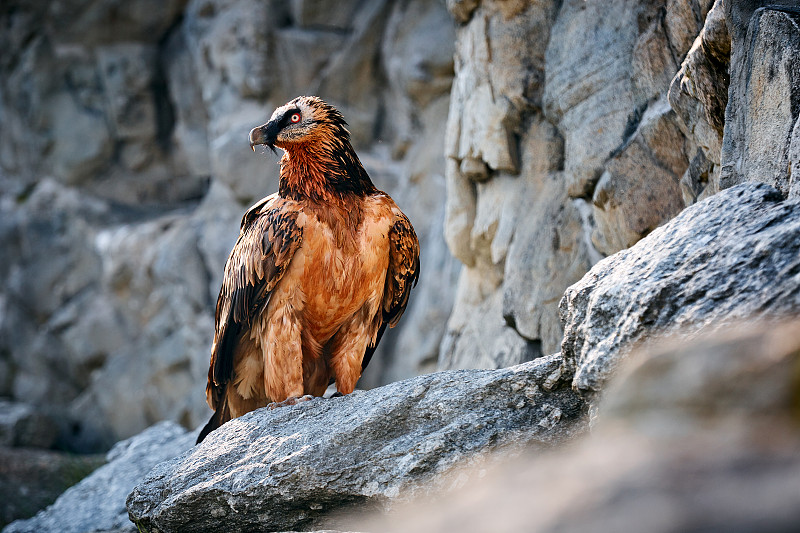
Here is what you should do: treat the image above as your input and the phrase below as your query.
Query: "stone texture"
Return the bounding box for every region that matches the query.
[5,421,195,533]
[560,182,800,393]
[441,0,574,370]
[543,0,640,198]
[126,355,586,533]
[668,0,729,185]
[440,0,713,372]
[590,97,688,255]
[0,400,57,449]
[720,5,800,196]
[375,321,800,533]
[0,180,107,415]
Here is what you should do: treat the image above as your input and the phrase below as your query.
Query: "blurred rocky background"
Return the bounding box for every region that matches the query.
[3,0,800,530]
[0,0,459,456]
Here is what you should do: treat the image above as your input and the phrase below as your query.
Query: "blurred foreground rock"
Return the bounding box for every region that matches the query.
[561,182,800,394]
[126,356,584,533]
[376,321,800,533]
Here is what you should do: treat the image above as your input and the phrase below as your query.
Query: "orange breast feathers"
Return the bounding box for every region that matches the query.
[198,192,419,443]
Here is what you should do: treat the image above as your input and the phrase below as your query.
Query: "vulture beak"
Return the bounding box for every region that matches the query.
[248,120,280,153]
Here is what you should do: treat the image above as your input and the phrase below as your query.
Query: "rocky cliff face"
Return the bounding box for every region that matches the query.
[4,0,800,530]
[440,0,800,369]
[0,0,459,451]
[440,0,713,369]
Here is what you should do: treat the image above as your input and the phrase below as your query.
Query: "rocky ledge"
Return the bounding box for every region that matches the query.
[126,354,584,532]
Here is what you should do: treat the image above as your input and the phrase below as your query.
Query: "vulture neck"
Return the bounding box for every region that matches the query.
[278,139,377,206]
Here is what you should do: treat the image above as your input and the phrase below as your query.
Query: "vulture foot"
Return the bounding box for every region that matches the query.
[267,394,314,410]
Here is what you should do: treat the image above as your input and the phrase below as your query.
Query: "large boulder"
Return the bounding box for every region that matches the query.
[560,182,800,393]
[375,320,800,533]
[126,355,585,533]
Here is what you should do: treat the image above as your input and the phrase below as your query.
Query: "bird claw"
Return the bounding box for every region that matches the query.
[267,394,314,410]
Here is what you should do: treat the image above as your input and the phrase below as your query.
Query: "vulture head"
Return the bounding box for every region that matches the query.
[249,96,349,153]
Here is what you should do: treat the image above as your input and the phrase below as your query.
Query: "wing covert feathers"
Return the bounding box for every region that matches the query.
[206,194,303,410]
[383,211,420,328]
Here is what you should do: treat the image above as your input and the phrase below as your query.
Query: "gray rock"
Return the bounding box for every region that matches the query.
[181,0,274,103]
[162,27,211,180]
[381,0,455,153]
[44,92,114,186]
[375,321,800,533]
[679,148,715,205]
[45,0,186,46]
[720,6,800,196]
[0,400,56,449]
[441,0,585,371]
[4,421,195,533]
[663,0,714,63]
[543,0,638,198]
[561,182,800,393]
[97,44,158,141]
[126,355,586,533]
[312,0,392,148]
[668,0,729,168]
[69,210,216,446]
[590,97,688,255]
[446,0,557,184]
[0,180,108,419]
[499,121,592,355]
[290,0,362,31]
[440,0,711,372]
[440,285,541,370]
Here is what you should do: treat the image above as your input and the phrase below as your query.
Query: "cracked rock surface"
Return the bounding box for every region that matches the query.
[126,355,585,533]
[561,182,800,393]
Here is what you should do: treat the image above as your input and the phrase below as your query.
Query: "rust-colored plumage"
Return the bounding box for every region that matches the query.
[197,96,420,443]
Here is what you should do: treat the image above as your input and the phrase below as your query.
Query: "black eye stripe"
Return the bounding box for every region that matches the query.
[281,108,302,127]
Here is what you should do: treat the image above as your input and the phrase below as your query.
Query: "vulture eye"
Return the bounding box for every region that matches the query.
[290,113,301,124]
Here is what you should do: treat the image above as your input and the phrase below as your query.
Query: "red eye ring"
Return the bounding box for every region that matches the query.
[290,113,301,124]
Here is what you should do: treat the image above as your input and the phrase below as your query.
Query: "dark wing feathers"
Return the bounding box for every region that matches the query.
[206,195,303,409]
[362,210,419,372]
[383,211,420,327]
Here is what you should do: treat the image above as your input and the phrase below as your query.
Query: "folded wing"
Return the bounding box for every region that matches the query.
[362,209,420,371]
[199,194,303,443]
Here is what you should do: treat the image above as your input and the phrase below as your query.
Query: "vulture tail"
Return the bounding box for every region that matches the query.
[196,388,230,444]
